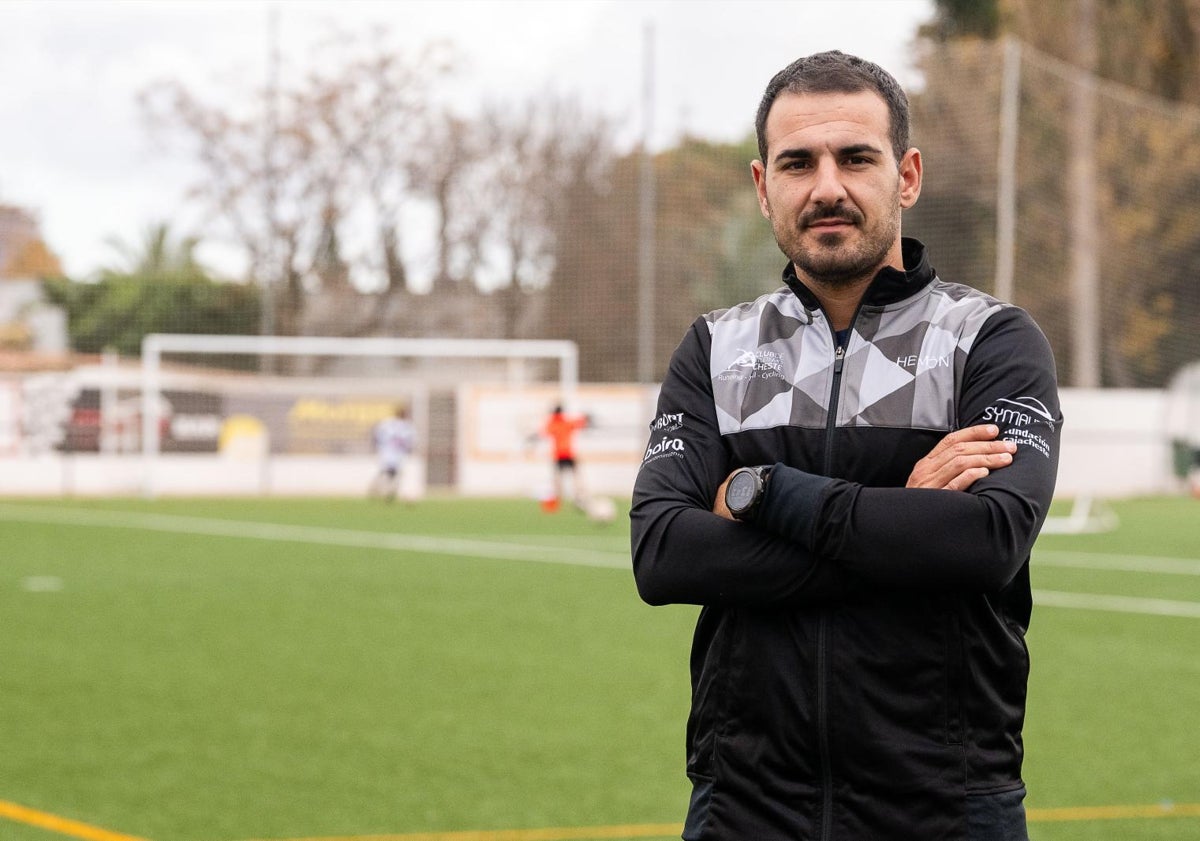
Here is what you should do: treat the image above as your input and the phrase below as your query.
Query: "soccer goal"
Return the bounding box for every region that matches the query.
[138,334,579,498]
[1038,495,1119,535]
[1166,360,1200,494]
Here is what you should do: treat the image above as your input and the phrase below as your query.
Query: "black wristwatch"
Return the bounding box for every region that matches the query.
[725,465,772,521]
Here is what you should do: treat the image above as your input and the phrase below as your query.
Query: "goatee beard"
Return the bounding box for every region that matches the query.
[785,203,899,290]
[793,242,885,289]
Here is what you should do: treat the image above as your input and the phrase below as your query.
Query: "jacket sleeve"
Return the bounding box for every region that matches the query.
[756,306,1063,591]
[630,317,855,607]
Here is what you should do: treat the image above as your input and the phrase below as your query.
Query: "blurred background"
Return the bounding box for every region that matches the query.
[2,4,1199,840]
[1,0,1199,501]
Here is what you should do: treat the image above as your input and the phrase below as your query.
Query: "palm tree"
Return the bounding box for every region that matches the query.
[102,223,209,281]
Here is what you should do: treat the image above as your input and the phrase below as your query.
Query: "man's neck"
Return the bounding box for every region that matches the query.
[797,275,872,332]
[794,242,909,331]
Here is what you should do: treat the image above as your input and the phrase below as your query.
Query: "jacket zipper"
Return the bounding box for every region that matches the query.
[817,616,834,841]
[818,333,846,841]
[822,344,846,475]
[818,309,859,841]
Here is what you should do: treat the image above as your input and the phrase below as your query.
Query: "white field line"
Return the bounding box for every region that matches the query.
[0,503,630,570]
[1032,548,1200,617]
[1035,549,1200,576]
[1032,589,1200,618]
[3,503,1199,618]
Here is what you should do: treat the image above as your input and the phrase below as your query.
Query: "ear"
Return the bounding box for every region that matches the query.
[898,147,922,209]
[750,159,771,219]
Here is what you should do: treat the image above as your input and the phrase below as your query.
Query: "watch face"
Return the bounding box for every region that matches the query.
[726,470,758,512]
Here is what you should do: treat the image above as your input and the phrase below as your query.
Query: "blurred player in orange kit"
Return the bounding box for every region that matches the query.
[540,404,590,512]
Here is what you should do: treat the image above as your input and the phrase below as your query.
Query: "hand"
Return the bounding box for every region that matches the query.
[907,424,1016,491]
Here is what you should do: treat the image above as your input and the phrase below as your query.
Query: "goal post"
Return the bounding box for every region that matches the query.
[1038,495,1119,535]
[139,334,579,498]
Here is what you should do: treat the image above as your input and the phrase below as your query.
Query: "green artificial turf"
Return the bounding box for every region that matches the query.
[0,495,1197,841]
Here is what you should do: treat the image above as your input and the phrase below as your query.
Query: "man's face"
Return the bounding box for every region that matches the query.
[751,90,921,289]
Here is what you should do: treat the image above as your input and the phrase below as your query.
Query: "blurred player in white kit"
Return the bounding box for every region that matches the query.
[370,404,416,502]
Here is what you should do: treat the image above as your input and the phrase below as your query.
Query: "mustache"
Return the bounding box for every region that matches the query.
[801,206,863,227]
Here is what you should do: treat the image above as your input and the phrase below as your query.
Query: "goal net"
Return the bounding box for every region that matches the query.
[138,334,578,498]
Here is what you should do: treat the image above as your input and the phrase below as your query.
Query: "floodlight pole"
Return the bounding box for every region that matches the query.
[636,21,657,383]
[994,37,1021,304]
[260,5,281,374]
[1068,0,1102,387]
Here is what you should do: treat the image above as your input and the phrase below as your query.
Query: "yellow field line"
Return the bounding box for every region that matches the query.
[1029,801,1200,821]
[238,824,682,841]
[5,801,1199,841]
[0,800,152,841]
[242,803,1200,841]
[242,801,1200,841]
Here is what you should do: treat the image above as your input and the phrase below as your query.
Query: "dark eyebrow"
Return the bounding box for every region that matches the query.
[839,143,884,158]
[774,148,814,165]
[773,143,884,165]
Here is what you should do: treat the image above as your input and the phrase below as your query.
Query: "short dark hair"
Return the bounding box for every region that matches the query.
[754,50,911,166]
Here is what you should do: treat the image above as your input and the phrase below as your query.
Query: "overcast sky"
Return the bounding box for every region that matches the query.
[0,0,934,278]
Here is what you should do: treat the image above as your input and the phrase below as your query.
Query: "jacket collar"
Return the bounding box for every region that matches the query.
[781,237,935,310]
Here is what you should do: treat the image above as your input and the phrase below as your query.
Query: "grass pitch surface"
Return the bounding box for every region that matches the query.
[0,494,1197,841]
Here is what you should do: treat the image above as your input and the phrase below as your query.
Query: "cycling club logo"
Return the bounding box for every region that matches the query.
[718,347,784,381]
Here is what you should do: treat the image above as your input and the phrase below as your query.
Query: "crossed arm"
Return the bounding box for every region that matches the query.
[712,424,1017,519]
[632,308,1061,607]
[635,423,1038,607]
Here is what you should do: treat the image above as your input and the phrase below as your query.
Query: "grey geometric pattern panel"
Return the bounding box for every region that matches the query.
[709,281,1004,435]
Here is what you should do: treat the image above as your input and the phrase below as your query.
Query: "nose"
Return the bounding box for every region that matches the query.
[810,157,848,206]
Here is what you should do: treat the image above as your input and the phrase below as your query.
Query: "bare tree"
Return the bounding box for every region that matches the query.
[407,110,483,290]
[139,27,456,337]
[474,94,615,337]
[139,25,624,347]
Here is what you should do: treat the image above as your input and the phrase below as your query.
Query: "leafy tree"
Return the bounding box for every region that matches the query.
[915,0,1200,386]
[43,224,261,356]
[921,0,1001,40]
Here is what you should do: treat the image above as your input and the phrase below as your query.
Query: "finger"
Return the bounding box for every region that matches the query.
[922,424,1000,462]
[908,428,1016,490]
[942,440,1016,462]
[937,450,1014,485]
[949,449,1014,471]
[924,437,1015,472]
[911,449,1013,490]
[944,466,990,492]
[944,424,1001,445]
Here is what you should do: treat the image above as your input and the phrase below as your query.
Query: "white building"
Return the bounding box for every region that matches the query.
[0,277,67,353]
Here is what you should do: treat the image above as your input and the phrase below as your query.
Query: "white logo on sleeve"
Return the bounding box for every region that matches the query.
[643,436,686,464]
[983,395,1056,458]
[651,412,684,432]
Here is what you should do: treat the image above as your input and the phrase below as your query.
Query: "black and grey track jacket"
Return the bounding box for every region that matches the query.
[630,238,1062,840]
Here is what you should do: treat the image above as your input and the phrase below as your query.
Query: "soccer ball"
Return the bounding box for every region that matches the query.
[584,496,617,524]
